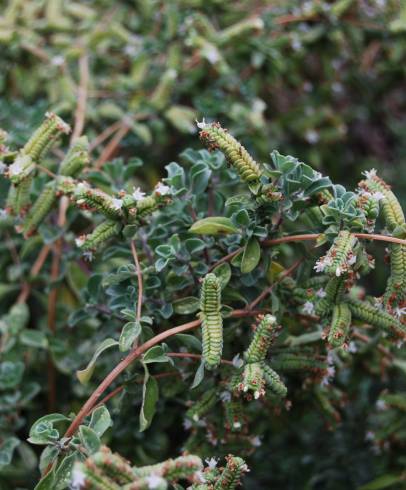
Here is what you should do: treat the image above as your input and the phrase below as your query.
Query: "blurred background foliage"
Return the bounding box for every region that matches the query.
[1,0,406,489]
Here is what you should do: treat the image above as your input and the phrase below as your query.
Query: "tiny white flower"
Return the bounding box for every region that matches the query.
[205,457,218,469]
[8,159,24,177]
[335,266,342,277]
[204,45,221,64]
[154,182,171,196]
[83,250,94,262]
[75,236,85,247]
[132,187,146,200]
[71,467,86,489]
[291,37,302,51]
[0,208,8,218]
[331,82,343,94]
[146,474,165,489]
[183,418,192,430]
[51,55,65,66]
[316,288,327,298]
[327,366,335,378]
[250,436,262,447]
[365,431,375,441]
[372,191,385,201]
[195,470,206,483]
[254,390,261,400]
[348,341,358,353]
[376,399,387,411]
[76,182,88,194]
[302,301,315,315]
[241,463,250,473]
[220,391,231,403]
[314,259,326,273]
[305,129,319,144]
[196,118,207,129]
[362,168,377,179]
[111,198,123,210]
[232,353,244,368]
[0,162,6,174]
[394,307,406,319]
[347,254,357,266]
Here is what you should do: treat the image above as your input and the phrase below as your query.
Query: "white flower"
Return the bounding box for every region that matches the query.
[51,55,65,66]
[204,44,221,64]
[327,366,335,378]
[76,182,88,194]
[71,467,86,489]
[0,162,6,174]
[75,236,85,247]
[111,198,123,210]
[362,168,377,179]
[154,182,172,196]
[394,307,406,319]
[220,391,231,403]
[205,457,218,469]
[132,187,146,200]
[232,353,244,368]
[347,254,357,266]
[195,470,206,483]
[335,266,342,277]
[316,288,327,298]
[314,259,326,273]
[305,129,319,144]
[365,431,375,442]
[8,159,24,177]
[302,301,315,315]
[0,208,8,218]
[376,399,387,411]
[196,118,207,129]
[372,191,385,201]
[82,250,94,262]
[291,37,302,51]
[348,341,358,353]
[250,436,262,447]
[183,418,192,430]
[146,475,165,489]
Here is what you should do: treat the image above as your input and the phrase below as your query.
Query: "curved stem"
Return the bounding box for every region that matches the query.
[130,240,143,322]
[263,233,406,247]
[63,308,257,439]
[168,352,234,366]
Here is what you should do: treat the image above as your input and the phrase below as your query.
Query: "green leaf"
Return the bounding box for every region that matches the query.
[191,361,205,389]
[89,405,112,437]
[53,451,79,490]
[213,262,232,289]
[28,414,69,445]
[119,321,142,352]
[20,329,48,349]
[143,345,172,364]
[174,334,202,352]
[358,474,403,490]
[185,238,206,254]
[189,217,239,236]
[0,361,24,389]
[139,365,159,432]
[173,296,200,315]
[39,445,60,474]
[79,426,101,454]
[241,237,261,274]
[0,437,20,467]
[34,469,56,490]
[76,338,119,385]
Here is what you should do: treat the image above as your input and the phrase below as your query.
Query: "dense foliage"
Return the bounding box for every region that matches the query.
[0,1,406,489]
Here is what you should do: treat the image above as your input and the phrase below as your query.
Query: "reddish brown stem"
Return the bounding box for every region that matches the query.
[63,309,259,439]
[247,258,303,311]
[71,53,89,143]
[17,244,52,304]
[95,122,130,169]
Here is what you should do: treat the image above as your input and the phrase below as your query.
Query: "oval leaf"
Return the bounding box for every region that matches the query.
[189,217,239,236]
[241,237,261,274]
[76,338,119,385]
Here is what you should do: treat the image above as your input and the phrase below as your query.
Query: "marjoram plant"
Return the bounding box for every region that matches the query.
[0,112,405,489]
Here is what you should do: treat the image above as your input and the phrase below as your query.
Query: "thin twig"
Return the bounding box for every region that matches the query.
[263,233,406,247]
[62,308,261,441]
[208,248,242,271]
[130,240,143,322]
[247,258,303,311]
[89,121,122,151]
[17,245,52,304]
[71,53,89,143]
[95,122,130,169]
